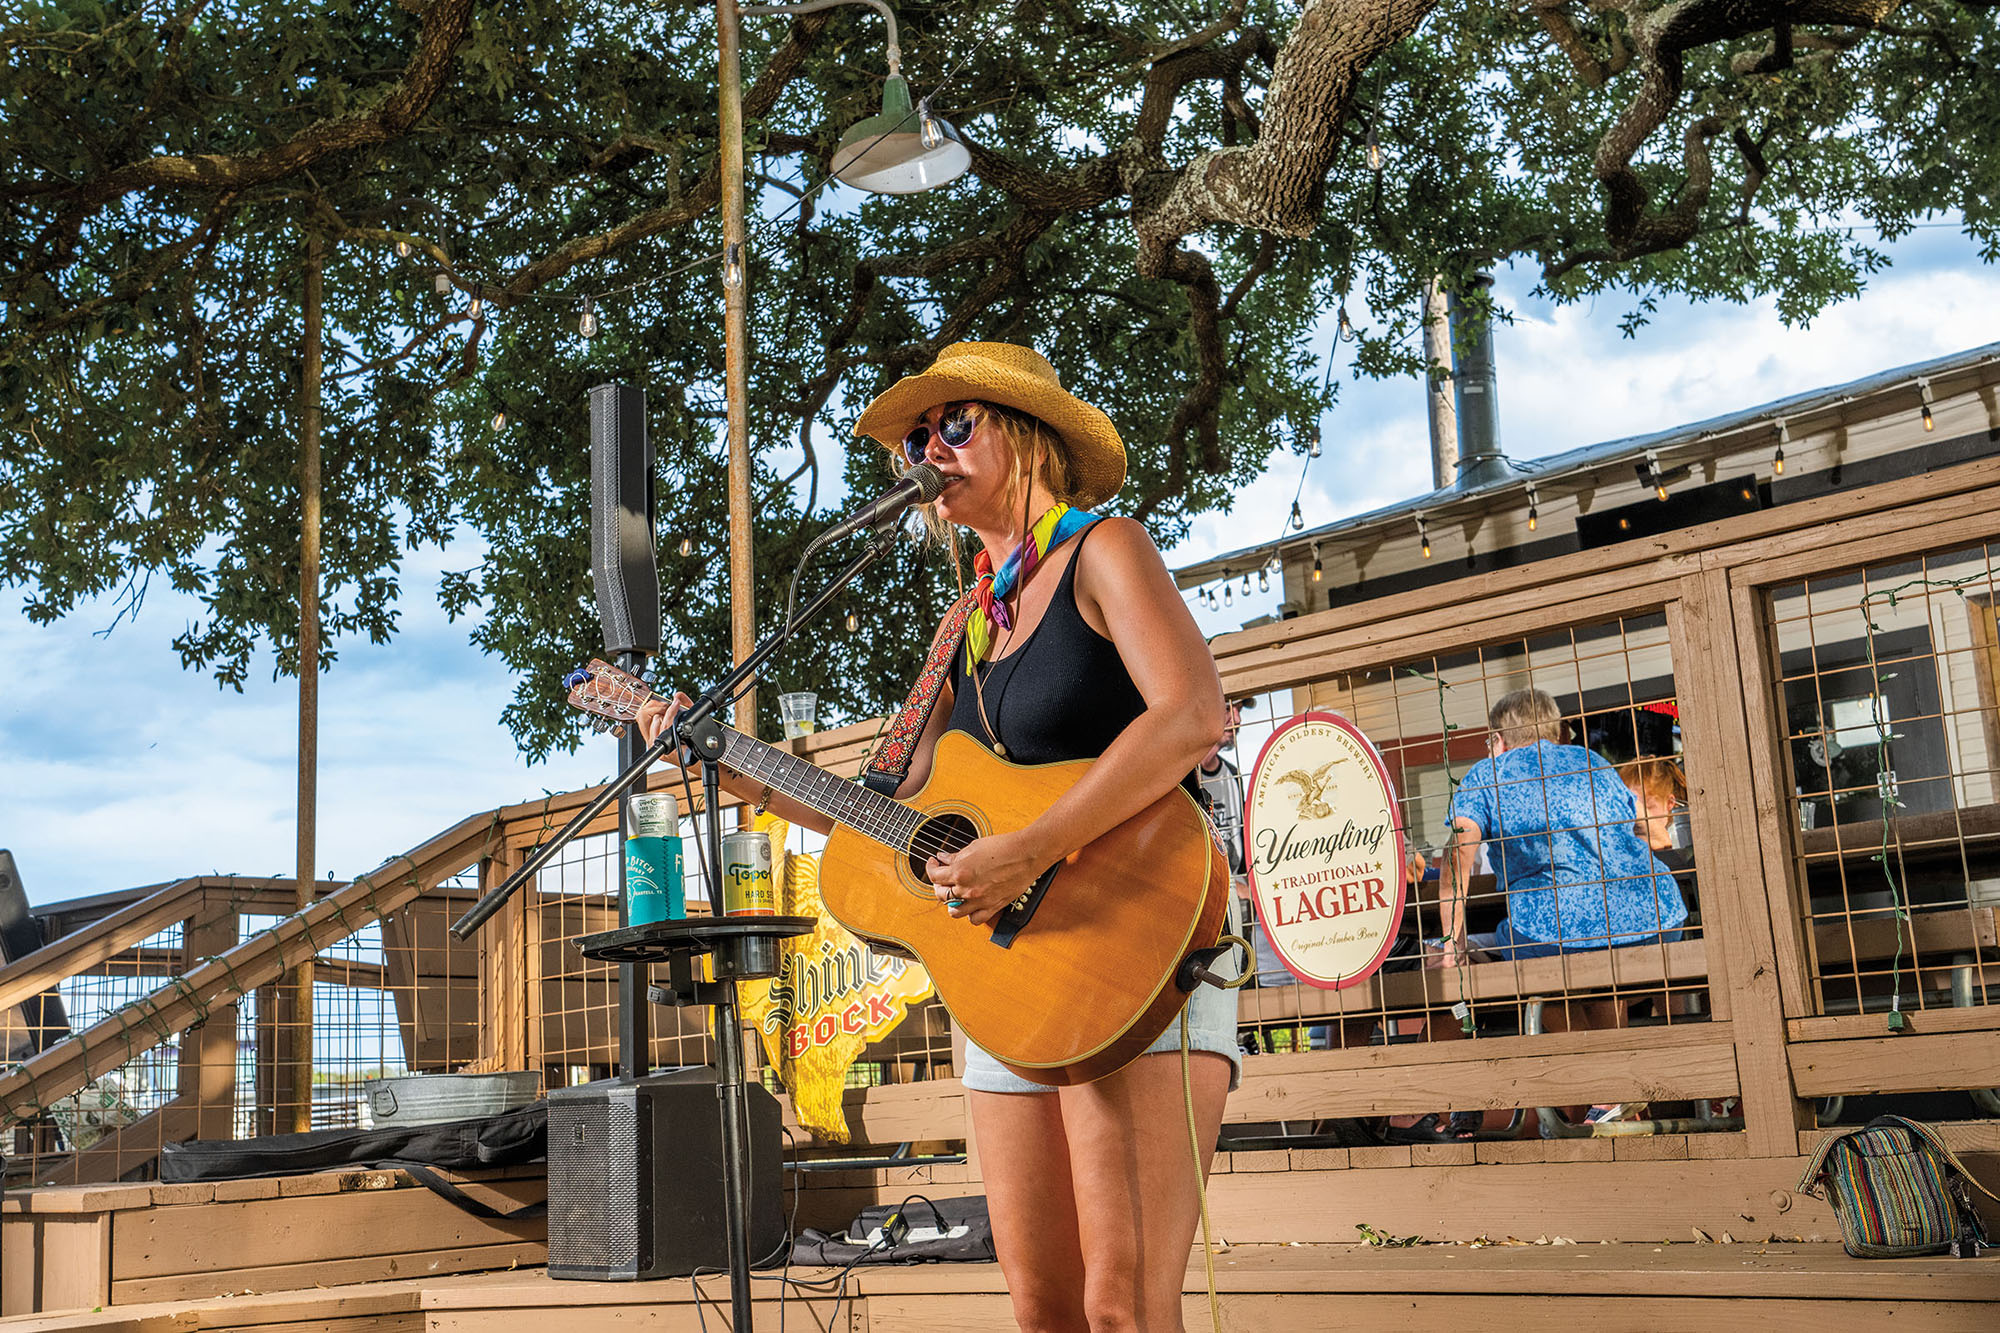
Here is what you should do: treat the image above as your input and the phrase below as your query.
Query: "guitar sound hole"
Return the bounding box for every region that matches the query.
[908,812,980,885]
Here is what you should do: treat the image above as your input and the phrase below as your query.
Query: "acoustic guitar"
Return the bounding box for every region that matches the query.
[565,659,1229,1086]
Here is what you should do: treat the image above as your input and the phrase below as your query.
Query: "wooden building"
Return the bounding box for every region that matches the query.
[4,346,1999,1327]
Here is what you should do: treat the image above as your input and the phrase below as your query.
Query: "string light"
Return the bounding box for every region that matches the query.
[1240,571,1251,595]
[1311,541,1323,584]
[1646,449,1667,501]
[1365,122,1383,173]
[395,239,413,259]
[490,411,506,432]
[1307,425,1322,458]
[1774,418,1789,475]
[1337,304,1354,342]
[919,99,944,150]
[1526,484,1539,533]
[578,296,599,339]
[1417,513,1431,559]
[723,242,744,291]
[845,611,859,632]
[468,291,485,321]
[1289,500,1305,531]
[1223,577,1233,607]
[1257,567,1269,593]
[1919,377,1935,431]
[678,535,693,557]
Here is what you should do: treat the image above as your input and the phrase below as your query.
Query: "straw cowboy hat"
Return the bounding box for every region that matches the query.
[853,342,1127,509]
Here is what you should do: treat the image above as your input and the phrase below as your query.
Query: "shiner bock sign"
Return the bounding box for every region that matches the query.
[1244,711,1407,990]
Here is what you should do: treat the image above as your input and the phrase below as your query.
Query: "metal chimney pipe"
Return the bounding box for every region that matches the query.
[1448,273,1509,490]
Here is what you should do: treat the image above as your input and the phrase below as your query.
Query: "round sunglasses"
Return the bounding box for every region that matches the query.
[903,403,980,466]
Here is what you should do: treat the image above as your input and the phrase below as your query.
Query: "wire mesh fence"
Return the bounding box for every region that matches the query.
[1225,608,1714,1134]
[1770,544,2000,1027]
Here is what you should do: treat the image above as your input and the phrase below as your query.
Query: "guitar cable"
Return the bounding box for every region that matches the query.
[1183,931,1252,1333]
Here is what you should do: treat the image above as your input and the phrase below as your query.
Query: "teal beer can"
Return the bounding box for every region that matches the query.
[624,793,684,924]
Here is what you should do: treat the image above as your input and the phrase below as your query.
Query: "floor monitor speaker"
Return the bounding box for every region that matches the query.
[546,1068,784,1280]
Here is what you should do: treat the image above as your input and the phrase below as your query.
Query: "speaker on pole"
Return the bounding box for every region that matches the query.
[589,383,663,656]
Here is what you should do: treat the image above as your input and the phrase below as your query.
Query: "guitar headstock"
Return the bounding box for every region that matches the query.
[564,659,655,725]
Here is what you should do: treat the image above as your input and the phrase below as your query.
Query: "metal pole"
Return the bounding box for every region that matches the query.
[718,0,757,746]
[616,650,652,1079]
[286,232,324,1135]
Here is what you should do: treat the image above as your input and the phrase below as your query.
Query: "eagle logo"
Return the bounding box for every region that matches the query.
[1274,759,1347,819]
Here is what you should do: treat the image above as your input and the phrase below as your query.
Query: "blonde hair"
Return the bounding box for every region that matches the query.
[1488,688,1566,747]
[1622,756,1687,807]
[895,400,1080,545]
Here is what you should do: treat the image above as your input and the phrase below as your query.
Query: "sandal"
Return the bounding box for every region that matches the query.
[1444,1111,1484,1140]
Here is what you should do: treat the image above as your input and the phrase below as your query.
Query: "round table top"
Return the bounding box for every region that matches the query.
[575,914,818,964]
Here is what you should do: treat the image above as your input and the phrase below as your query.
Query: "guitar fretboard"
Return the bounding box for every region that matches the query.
[715,725,920,852]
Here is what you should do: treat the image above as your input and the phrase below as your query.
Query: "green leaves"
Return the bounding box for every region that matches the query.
[4,0,1994,758]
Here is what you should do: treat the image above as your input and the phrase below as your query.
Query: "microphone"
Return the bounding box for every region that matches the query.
[814,463,946,545]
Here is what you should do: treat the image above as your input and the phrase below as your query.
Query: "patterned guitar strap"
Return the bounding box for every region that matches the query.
[861,592,978,796]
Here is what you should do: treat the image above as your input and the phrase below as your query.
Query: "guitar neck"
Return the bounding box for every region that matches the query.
[711,723,916,851]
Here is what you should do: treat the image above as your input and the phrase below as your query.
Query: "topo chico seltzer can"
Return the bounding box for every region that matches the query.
[720,829,776,917]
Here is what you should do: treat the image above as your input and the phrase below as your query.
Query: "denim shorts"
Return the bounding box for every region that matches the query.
[1465,917,1685,960]
[961,977,1242,1094]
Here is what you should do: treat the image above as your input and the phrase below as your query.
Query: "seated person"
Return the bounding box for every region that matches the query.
[1621,755,1688,854]
[1433,687,1687,968]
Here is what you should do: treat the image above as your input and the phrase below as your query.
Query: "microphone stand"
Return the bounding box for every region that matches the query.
[450,520,906,1333]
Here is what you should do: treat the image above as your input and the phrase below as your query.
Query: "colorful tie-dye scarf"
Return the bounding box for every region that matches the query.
[964,503,1100,670]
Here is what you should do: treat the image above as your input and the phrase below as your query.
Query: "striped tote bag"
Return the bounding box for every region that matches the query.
[1798,1115,1997,1258]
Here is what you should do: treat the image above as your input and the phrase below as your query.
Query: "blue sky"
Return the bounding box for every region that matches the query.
[5,225,1997,906]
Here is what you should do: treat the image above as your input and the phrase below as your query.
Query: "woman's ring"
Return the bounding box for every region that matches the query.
[945,898,967,912]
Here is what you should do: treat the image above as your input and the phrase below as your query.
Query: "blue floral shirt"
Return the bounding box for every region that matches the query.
[1448,741,1686,949]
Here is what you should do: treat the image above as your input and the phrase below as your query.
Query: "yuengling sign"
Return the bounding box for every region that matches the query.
[1244,711,1407,989]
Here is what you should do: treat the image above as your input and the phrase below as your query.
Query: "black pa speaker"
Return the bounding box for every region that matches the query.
[589,383,663,656]
[0,851,69,1063]
[546,1069,785,1280]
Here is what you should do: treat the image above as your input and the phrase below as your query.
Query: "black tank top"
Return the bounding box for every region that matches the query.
[947,523,1199,798]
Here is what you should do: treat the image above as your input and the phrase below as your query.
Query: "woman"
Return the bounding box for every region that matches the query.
[640,342,1238,1330]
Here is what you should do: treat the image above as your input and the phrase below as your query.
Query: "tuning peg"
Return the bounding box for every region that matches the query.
[611,724,627,739]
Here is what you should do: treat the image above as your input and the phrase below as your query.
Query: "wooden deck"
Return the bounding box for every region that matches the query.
[4,1242,1996,1331]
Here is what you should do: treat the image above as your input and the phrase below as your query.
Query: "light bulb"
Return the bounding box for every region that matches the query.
[1774,447,1786,475]
[1240,572,1251,594]
[578,296,598,339]
[1417,516,1431,559]
[1308,427,1322,459]
[491,411,506,432]
[1365,124,1383,173]
[1290,501,1305,531]
[845,611,859,633]
[919,102,944,151]
[1223,583,1233,607]
[1922,403,1935,431]
[1338,305,1354,341]
[1258,569,1269,593]
[1528,506,1539,532]
[468,293,485,321]
[1656,480,1668,502]
[1311,545,1323,584]
[395,239,413,259]
[723,243,744,291]
[1774,420,1789,475]
[678,536,693,557]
